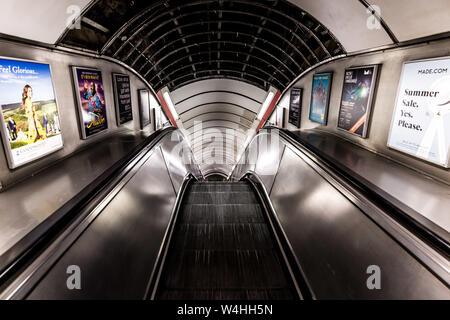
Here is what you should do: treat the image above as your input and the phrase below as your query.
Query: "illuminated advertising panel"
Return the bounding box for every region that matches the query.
[388,57,450,167]
[72,67,108,139]
[276,107,285,128]
[309,73,332,124]
[138,89,151,129]
[0,57,63,169]
[288,88,302,128]
[337,65,379,138]
[112,73,133,125]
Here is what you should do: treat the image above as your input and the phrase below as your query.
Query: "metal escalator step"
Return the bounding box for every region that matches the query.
[159,288,294,300]
[184,191,258,204]
[170,223,275,250]
[181,204,264,224]
[161,249,293,291]
[156,181,295,300]
[190,184,252,192]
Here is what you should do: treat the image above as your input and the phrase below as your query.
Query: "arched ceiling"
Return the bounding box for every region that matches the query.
[1,0,448,176]
[59,0,345,92]
[171,79,265,175]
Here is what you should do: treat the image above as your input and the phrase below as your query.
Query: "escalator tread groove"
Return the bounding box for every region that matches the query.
[157,181,295,300]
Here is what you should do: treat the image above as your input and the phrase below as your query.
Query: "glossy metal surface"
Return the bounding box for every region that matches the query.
[292,130,450,234]
[270,146,449,299]
[0,131,151,258]
[3,129,201,299]
[27,148,176,299]
[232,129,450,299]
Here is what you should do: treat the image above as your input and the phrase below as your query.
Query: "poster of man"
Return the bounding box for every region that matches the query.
[72,67,108,139]
[309,73,332,124]
[0,57,63,169]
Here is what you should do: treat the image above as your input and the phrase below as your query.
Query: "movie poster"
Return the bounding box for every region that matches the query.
[337,65,379,138]
[309,73,332,124]
[72,67,108,139]
[288,88,302,128]
[0,57,63,169]
[112,73,133,125]
[388,57,450,167]
[138,89,151,129]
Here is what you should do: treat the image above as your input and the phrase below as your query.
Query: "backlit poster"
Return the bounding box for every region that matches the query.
[388,57,450,168]
[138,89,150,129]
[112,73,133,125]
[276,107,285,128]
[0,57,63,169]
[337,65,379,138]
[72,67,108,139]
[309,73,332,124]
[288,88,302,128]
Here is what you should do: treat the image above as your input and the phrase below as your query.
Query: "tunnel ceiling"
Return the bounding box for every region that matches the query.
[60,0,345,92]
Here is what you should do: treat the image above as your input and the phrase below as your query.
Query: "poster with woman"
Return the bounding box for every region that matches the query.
[0,57,63,169]
[72,67,108,139]
[309,73,333,124]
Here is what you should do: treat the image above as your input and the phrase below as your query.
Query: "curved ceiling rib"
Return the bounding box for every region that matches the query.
[179,102,257,117]
[59,0,345,175]
[60,0,345,92]
[182,112,254,125]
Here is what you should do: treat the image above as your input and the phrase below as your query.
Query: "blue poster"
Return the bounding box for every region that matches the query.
[0,58,63,168]
[309,73,332,124]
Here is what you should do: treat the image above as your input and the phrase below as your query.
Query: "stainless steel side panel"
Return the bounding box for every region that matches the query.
[26,148,177,299]
[269,147,449,299]
[160,131,195,193]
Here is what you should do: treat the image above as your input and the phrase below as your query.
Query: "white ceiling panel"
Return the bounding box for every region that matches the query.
[288,0,393,52]
[0,0,92,44]
[367,0,450,41]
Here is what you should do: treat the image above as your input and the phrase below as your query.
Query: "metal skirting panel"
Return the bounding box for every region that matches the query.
[26,148,177,299]
[268,146,449,299]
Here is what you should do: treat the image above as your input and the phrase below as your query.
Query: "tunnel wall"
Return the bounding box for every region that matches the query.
[0,39,155,190]
[278,37,450,184]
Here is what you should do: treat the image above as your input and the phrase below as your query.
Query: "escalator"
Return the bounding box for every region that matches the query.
[1,127,448,300]
[154,181,300,300]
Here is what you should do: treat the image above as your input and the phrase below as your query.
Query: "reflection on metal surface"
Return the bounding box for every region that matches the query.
[231,128,450,299]
[1,128,202,300]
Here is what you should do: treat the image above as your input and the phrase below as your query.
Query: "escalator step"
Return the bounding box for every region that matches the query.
[170,223,275,250]
[181,204,264,224]
[190,184,252,192]
[185,192,258,204]
[156,181,295,300]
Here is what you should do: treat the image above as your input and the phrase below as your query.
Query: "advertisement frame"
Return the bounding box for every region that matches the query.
[0,56,64,169]
[288,87,302,128]
[309,72,333,125]
[337,64,379,139]
[276,107,286,129]
[112,73,133,126]
[387,56,450,168]
[138,89,151,130]
[72,66,108,140]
